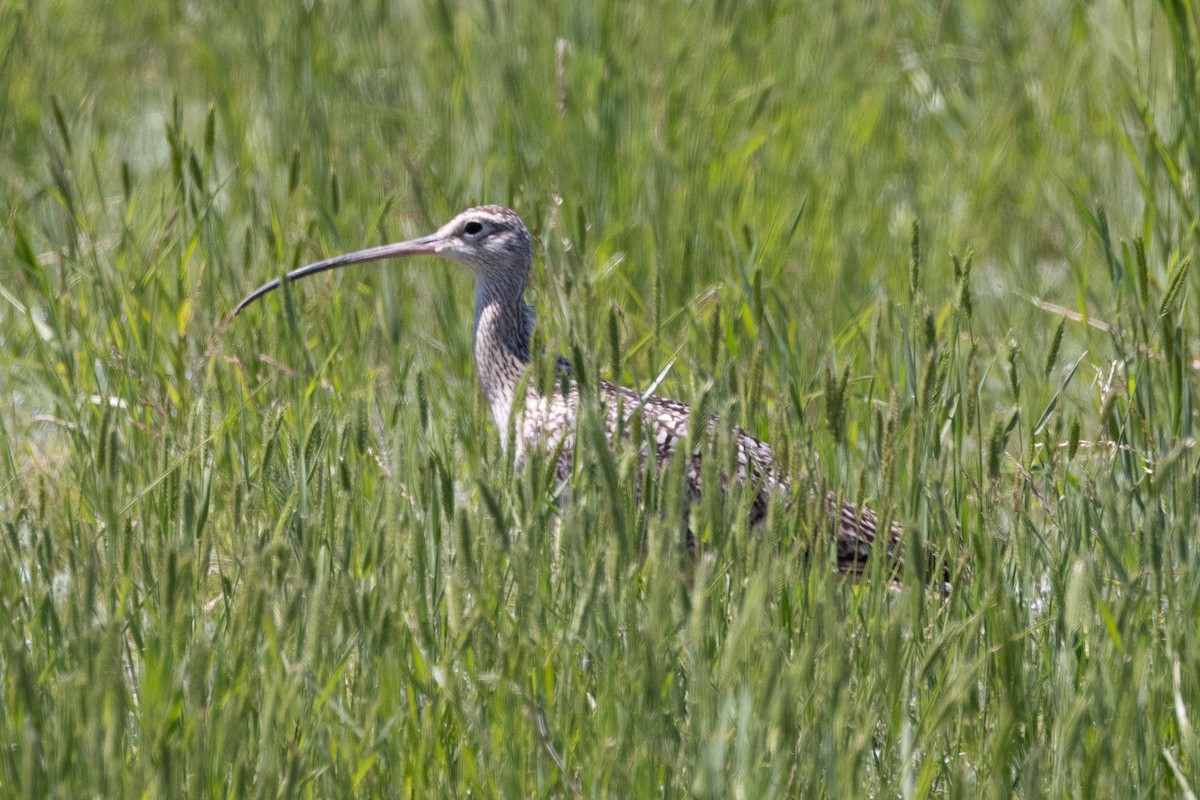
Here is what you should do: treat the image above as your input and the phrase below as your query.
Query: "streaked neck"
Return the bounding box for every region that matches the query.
[473,274,534,446]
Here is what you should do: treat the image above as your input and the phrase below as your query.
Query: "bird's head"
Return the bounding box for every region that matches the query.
[430,205,533,277]
[234,204,534,315]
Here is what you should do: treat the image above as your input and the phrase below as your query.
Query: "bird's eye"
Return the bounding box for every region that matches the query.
[463,221,484,236]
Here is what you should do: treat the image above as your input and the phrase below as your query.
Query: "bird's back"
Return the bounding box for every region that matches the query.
[515,367,900,576]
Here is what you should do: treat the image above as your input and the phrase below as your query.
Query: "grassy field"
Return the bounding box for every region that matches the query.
[2,0,1200,795]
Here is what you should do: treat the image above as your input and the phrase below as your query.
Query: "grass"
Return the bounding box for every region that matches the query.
[2,0,1200,795]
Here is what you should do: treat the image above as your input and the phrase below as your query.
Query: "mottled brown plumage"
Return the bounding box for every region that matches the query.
[236,205,902,577]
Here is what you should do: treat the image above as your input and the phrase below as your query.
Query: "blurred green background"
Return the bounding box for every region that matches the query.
[2,0,1199,796]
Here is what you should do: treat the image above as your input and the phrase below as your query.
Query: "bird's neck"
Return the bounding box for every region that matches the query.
[473,274,535,448]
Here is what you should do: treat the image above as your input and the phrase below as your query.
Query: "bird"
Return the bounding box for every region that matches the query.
[235,205,903,578]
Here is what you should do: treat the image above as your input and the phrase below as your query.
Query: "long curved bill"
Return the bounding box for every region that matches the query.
[234,233,442,315]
